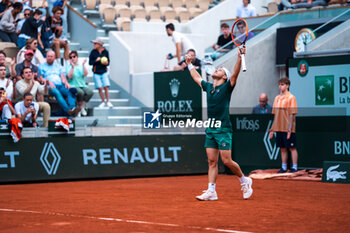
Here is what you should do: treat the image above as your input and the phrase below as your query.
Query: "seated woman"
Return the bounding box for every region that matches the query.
[16,38,46,66]
[66,51,93,116]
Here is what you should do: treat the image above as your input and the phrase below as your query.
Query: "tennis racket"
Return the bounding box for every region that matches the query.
[231,19,249,72]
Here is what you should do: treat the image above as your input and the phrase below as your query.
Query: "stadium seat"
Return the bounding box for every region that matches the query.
[100,0,115,5]
[129,0,142,7]
[99,3,114,17]
[31,0,47,8]
[162,8,178,23]
[115,4,129,12]
[263,2,278,14]
[115,0,128,6]
[158,0,171,8]
[171,0,184,8]
[185,0,198,9]
[102,7,117,23]
[197,0,210,11]
[133,9,148,21]
[118,8,132,18]
[84,0,97,10]
[143,0,158,8]
[148,9,163,22]
[117,18,131,31]
[178,10,191,23]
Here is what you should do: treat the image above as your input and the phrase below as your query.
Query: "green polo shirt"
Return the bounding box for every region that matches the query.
[201,80,235,133]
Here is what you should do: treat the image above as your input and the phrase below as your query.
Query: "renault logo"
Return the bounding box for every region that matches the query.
[40,142,61,175]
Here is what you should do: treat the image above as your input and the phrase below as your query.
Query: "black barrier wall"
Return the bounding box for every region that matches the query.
[230,115,350,171]
[0,135,209,183]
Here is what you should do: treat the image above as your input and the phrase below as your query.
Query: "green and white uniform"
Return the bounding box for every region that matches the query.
[201,80,235,150]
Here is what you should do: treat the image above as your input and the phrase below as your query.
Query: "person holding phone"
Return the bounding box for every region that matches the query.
[0,87,15,120]
[14,92,39,127]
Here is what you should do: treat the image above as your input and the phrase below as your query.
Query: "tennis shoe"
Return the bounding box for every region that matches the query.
[98,102,106,108]
[107,101,113,107]
[196,190,218,201]
[290,168,298,173]
[277,168,288,173]
[241,177,253,200]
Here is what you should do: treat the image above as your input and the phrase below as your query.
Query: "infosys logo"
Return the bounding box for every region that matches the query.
[236,117,260,131]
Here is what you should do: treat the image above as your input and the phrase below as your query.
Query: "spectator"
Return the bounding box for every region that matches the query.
[16,8,31,35]
[174,49,201,71]
[211,23,234,61]
[66,51,93,116]
[15,49,39,81]
[252,93,272,114]
[279,0,327,10]
[17,9,46,49]
[89,38,113,108]
[0,0,11,20]
[15,0,31,10]
[15,92,38,127]
[46,6,69,62]
[0,2,23,43]
[236,0,257,18]
[17,38,46,66]
[165,23,195,63]
[39,51,80,116]
[236,20,254,43]
[0,87,15,120]
[0,64,14,101]
[0,50,16,79]
[269,77,299,173]
[15,67,50,127]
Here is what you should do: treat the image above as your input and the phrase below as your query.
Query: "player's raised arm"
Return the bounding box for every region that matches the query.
[229,48,244,87]
[186,54,203,88]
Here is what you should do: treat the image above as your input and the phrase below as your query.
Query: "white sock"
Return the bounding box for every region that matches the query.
[239,175,247,184]
[292,164,298,170]
[282,163,287,171]
[208,183,216,193]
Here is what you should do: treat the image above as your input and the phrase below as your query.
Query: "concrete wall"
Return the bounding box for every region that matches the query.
[307,19,350,51]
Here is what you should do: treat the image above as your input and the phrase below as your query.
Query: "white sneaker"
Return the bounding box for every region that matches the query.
[241,177,253,200]
[196,190,218,201]
[106,101,113,107]
[98,102,105,108]
[81,107,87,116]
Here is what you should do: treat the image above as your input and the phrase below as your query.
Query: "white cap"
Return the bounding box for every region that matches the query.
[222,67,231,80]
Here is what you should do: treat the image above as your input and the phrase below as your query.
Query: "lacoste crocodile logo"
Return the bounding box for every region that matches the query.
[326,164,347,182]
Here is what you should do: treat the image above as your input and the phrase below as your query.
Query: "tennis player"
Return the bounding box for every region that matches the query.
[185,48,253,201]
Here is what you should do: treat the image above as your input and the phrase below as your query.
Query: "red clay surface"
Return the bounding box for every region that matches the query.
[0,175,349,233]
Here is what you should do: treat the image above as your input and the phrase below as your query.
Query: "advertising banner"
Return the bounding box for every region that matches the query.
[230,114,350,171]
[289,55,350,116]
[154,70,202,122]
[0,135,208,183]
[322,161,350,184]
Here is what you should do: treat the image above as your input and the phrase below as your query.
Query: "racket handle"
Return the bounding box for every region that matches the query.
[241,53,247,72]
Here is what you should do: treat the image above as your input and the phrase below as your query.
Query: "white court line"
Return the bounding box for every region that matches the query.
[0,208,252,233]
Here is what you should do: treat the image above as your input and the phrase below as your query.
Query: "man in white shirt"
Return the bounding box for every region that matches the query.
[15,92,39,127]
[165,23,195,63]
[0,64,14,101]
[236,0,257,18]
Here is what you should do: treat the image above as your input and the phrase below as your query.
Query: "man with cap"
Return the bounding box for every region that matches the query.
[15,50,39,81]
[185,48,253,201]
[89,37,112,108]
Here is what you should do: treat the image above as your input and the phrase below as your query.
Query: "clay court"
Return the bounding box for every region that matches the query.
[0,175,349,233]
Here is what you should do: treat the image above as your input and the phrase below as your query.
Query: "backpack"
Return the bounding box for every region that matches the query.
[41,20,55,49]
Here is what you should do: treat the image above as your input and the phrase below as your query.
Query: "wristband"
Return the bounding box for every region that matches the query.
[187,64,194,71]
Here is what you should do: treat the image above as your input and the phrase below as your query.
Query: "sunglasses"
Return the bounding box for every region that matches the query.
[24,13,30,16]
[69,55,77,59]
